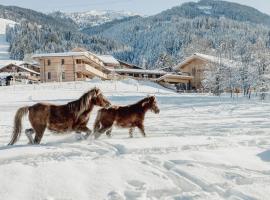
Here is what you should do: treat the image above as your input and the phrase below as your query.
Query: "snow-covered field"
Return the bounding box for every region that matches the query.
[0,79,269,200]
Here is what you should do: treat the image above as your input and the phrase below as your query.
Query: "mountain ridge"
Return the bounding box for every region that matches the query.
[157,0,270,26]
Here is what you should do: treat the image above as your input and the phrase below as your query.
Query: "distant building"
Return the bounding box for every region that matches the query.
[0,60,40,84]
[174,53,237,90]
[32,50,109,82]
[33,49,193,86]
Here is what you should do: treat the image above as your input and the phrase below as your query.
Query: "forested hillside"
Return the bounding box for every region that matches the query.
[3,0,270,72]
[86,0,270,69]
[1,5,127,60]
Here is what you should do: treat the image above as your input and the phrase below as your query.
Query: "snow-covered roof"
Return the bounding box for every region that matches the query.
[32,52,89,58]
[32,51,105,67]
[97,55,120,65]
[0,60,24,67]
[108,68,168,75]
[0,60,40,75]
[0,18,17,34]
[175,53,240,70]
[156,74,193,82]
[15,65,40,75]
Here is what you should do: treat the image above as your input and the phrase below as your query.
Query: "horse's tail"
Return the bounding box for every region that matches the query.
[93,109,102,133]
[8,106,29,145]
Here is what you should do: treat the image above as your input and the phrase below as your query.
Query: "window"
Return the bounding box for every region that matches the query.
[61,59,65,65]
[76,59,82,64]
[62,72,65,80]
[47,60,51,66]
[47,72,51,80]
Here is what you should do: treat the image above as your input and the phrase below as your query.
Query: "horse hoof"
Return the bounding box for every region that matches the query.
[75,134,85,140]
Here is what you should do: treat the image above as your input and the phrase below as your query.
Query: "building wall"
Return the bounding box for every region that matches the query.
[180,59,209,89]
[23,64,40,73]
[0,64,40,81]
[40,57,78,82]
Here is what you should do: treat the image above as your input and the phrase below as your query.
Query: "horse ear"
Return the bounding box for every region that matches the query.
[95,88,101,96]
[93,88,101,98]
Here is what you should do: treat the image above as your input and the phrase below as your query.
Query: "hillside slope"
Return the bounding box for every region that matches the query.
[0,5,127,60]
[158,0,270,26]
[83,0,270,68]
[0,18,16,60]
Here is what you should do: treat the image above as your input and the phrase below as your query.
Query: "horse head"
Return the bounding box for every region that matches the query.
[142,95,160,114]
[92,87,111,108]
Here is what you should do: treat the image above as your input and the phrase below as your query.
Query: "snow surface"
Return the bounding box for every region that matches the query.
[0,79,269,200]
[0,18,17,60]
[97,55,120,65]
[198,6,212,15]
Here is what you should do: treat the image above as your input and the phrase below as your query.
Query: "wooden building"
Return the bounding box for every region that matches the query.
[174,53,236,90]
[33,49,193,87]
[109,68,192,85]
[0,60,40,83]
[32,50,109,82]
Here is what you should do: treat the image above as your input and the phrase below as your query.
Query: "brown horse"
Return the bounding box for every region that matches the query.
[93,96,160,139]
[9,87,111,145]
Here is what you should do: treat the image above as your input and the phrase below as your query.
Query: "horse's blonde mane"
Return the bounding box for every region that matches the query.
[68,88,96,118]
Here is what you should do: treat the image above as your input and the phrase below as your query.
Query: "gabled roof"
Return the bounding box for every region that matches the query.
[174,53,239,70]
[117,60,143,69]
[14,65,40,75]
[156,74,193,82]
[0,61,40,75]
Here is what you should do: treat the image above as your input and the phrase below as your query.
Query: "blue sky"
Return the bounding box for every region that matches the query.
[1,0,270,15]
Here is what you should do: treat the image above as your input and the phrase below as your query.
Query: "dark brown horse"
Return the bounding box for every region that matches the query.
[9,87,111,145]
[93,96,160,139]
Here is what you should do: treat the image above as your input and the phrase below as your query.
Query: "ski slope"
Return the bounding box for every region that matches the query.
[0,18,16,60]
[0,79,269,200]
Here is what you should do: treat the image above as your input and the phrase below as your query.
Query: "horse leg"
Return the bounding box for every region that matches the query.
[105,127,113,138]
[33,125,46,144]
[25,128,34,144]
[137,124,146,137]
[27,105,50,145]
[129,127,135,138]
[76,126,92,140]
[94,125,112,139]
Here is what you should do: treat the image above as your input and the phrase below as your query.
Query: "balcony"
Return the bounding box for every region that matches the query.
[76,64,108,80]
